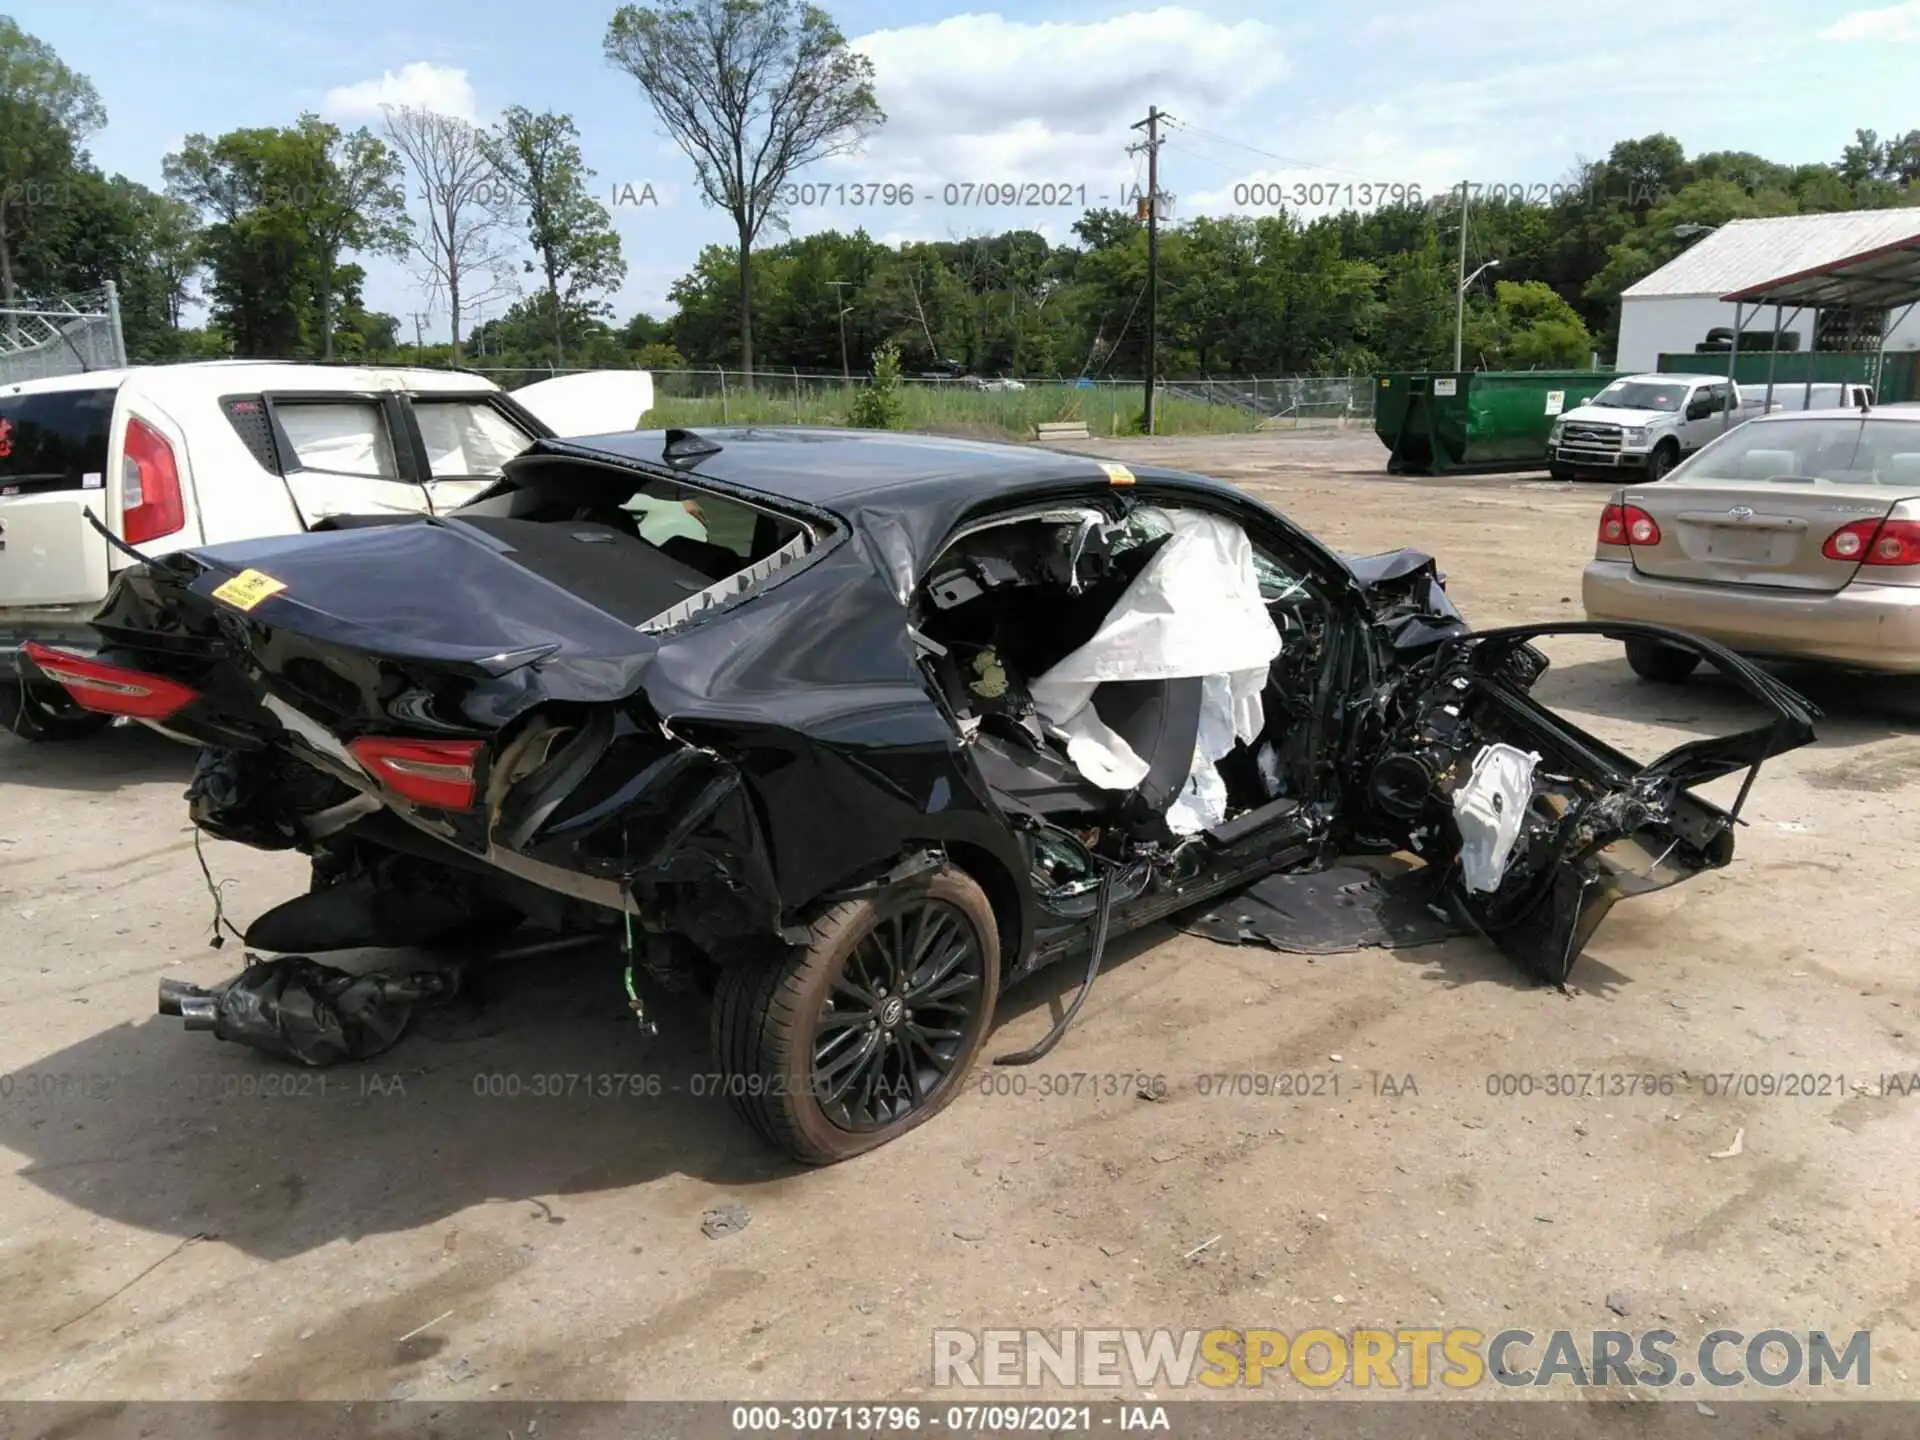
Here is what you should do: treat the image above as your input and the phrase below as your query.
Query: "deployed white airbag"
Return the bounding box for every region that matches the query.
[1452,743,1542,893]
[1029,509,1283,832]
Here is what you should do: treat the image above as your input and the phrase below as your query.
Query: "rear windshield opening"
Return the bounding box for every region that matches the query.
[454,457,818,632]
[0,386,117,496]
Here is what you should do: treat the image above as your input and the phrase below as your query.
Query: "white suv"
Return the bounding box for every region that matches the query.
[0,361,650,739]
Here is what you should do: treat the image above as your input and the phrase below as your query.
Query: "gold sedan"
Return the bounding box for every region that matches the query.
[1582,409,1920,679]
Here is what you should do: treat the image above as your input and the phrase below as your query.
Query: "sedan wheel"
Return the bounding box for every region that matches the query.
[1624,637,1701,684]
[711,863,1000,1164]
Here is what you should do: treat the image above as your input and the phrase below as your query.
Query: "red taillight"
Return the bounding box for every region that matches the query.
[1598,502,1661,547]
[22,642,200,720]
[121,415,185,545]
[1823,518,1920,566]
[349,737,483,810]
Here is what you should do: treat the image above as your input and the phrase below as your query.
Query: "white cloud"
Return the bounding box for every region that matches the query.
[321,62,480,124]
[841,8,1288,201]
[1821,0,1920,39]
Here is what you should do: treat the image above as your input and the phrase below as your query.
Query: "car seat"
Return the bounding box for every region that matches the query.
[971,675,1205,835]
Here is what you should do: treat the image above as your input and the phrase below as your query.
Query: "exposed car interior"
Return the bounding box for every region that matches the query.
[450,455,816,631]
[911,502,1333,892]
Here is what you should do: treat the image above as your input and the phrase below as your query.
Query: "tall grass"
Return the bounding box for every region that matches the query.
[642,380,1266,440]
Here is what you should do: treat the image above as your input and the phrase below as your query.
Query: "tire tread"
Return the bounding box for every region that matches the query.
[710,867,997,1165]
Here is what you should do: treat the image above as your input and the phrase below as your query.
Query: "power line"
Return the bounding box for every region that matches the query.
[1093,277,1150,378]
[1162,118,1381,181]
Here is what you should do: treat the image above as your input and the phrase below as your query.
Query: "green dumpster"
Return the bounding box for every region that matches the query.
[1374,370,1620,476]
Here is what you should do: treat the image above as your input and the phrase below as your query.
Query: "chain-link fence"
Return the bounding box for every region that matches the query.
[1161,375,1374,425]
[0,284,127,385]
[452,365,1372,439]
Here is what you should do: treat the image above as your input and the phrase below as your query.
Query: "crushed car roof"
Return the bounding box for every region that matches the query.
[532,426,1229,513]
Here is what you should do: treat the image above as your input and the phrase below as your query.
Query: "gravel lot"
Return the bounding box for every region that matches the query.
[3,428,1917,1408]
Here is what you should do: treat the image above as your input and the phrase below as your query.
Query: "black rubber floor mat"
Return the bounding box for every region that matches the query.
[1177,864,1465,955]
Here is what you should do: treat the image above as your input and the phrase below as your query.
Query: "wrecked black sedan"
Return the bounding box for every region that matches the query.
[36,427,1816,1162]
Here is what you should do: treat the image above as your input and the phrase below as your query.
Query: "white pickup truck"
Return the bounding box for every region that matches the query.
[1,361,652,740]
[1547,373,1873,481]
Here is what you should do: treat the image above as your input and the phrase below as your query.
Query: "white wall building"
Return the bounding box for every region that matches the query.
[1616,209,1920,373]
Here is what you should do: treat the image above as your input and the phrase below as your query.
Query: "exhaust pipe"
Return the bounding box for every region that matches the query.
[157,976,205,1017]
[158,977,222,1030]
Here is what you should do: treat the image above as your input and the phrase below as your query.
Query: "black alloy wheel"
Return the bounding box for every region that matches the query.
[812,898,987,1132]
[711,862,1002,1164]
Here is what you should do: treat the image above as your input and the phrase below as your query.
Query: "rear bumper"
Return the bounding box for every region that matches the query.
[1583,559,1920,672]
[0,605,102,680]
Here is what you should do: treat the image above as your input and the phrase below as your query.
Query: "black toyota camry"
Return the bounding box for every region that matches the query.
[31,426,1816,1162]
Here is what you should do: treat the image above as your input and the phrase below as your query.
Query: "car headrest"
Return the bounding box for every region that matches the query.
[1884,453,1920,485]
[1738,449,1798,479]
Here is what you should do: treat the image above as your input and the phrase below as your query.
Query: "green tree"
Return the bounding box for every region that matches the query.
[1463,280,1593,368]
[165,126,317,356]
[605,0,884,376]
[165,121,406,359]
[619,310,666,349]
[483,107,626,366]
[44,171,199,357]
[634,339,686,369]
[285,115,407,360]
[0,16,104,315]
[847,340,904,427]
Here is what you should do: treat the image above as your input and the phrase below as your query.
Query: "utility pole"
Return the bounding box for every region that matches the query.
[828,281,854,379]
[1452,181,1469,373]
[1129,106,1167,434]
[410,311,427,361]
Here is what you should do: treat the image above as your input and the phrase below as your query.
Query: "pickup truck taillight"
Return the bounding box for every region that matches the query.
[122,415,185,545]
[348,737,484,810]
[22,643,200,720]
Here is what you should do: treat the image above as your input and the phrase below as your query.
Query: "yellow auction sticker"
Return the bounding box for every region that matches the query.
[1100,462,1136,486]
[211,568,287,611]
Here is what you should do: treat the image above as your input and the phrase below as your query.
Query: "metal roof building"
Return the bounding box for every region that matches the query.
[1616,209,1920,372]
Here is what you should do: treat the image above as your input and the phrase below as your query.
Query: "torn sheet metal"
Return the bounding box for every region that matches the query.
[1451,743,1542,893]
[1177,865,1463,955]
[157,955,462,1065]
[1029,509,1283,830]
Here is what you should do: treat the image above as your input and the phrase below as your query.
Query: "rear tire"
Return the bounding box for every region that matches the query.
[1625,637,1700,684]
[710,863,1000,1164]
[0,679,114,742]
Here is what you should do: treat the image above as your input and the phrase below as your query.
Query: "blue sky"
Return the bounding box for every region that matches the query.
[26,0,1920,338]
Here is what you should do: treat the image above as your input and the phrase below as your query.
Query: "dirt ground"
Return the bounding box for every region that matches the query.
[3,428,1918,1408]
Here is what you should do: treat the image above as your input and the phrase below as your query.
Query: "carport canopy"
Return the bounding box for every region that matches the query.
[1720,227,1920,310]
